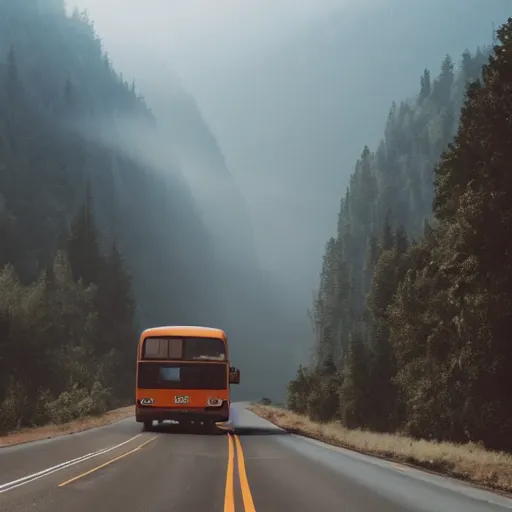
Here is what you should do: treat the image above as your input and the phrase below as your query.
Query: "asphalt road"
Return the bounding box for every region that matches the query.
[1,403,511,512]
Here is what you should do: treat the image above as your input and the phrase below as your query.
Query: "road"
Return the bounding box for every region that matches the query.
[1,403,511,512]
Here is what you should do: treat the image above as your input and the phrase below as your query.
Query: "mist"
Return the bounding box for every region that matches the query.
[64,0,510,401]
[68,0,509,289]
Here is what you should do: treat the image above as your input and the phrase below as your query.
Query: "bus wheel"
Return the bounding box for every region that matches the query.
[207,422,223,435]
[143,420,153,431]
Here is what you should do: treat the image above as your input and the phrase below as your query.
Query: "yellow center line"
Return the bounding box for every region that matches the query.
[58,436,157,487]
[234,434,256,512]
[224,434,235,512]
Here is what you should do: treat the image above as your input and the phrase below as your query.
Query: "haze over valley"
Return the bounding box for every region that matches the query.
[0,0,510,425]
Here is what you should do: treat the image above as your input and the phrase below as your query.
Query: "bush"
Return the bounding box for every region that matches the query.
[0,379,28,434]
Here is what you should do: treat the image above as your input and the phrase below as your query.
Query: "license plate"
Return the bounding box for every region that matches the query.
[174,395,190,404]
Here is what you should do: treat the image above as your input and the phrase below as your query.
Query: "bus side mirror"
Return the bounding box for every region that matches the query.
[229,366,240,384]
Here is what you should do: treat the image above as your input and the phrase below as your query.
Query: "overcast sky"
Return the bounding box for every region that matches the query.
[67,0,368,77]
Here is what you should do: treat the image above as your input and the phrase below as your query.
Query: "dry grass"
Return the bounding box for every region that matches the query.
[249,404,512,494]
[0,405,134,448]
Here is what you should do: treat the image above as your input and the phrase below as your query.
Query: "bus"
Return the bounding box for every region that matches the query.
[135,326,240,432]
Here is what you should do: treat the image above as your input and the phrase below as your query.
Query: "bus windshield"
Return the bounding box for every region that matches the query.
[141,336,226,361]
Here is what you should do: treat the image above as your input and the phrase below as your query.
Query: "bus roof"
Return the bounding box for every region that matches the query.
[140,325,227,341]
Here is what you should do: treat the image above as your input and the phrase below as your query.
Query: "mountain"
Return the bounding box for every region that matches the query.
[0,0,309,421]
[0,0,238,428]
[153,78,258,270]
[0,0,226,328]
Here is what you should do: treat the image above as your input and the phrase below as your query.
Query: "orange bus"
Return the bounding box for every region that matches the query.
[135,325,240,432]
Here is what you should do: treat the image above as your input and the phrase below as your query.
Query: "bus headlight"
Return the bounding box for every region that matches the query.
[207,398,223,407]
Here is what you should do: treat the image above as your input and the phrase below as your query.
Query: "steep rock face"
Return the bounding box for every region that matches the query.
[142,76,259,273]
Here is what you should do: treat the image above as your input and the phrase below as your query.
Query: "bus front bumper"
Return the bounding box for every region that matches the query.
[135,402,229,424]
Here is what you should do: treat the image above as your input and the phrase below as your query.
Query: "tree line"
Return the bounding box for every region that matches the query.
[288,18,512,452]
[0,187,137,434]
[0,4,158,433]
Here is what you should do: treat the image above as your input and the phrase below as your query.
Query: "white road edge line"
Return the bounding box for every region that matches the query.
[0,433,142,494]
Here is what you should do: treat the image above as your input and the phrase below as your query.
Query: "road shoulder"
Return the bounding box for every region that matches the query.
[0,406,134,449]
[248,403,512,496]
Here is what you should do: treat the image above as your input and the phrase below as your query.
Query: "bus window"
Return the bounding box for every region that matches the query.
[183,337,226,361]
[142,337,183,359]
[142,336,225,361]
[168,338,183,359]
[143,338,168,359]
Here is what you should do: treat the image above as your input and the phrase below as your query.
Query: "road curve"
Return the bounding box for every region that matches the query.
[0,403,511,511]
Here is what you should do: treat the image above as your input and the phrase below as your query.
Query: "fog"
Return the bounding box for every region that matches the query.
[65,0,510,400]
[66,0,368,292]
[68,0,509,292]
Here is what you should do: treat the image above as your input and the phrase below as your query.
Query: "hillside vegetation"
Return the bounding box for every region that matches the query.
[287,18,512,453]
[0,0,253,432]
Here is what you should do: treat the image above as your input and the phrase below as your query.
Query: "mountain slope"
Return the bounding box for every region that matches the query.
[0,2,227,330]
[288,22,512,451]
[150,76,258,271]
[0,0,308,405]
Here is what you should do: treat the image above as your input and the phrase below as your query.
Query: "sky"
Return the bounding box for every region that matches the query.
[67,0,363,75]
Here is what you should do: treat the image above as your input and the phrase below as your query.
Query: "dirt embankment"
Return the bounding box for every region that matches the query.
[0,405,134,448]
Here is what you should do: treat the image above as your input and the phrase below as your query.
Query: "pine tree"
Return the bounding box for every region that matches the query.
[67,183,104,286]
[432,54,454,105]
[339,329,370,429]
[287,365,312,414]
[418,69,431,104]
[429,19,512,449]
[313,237,343,368]
[97,239,137,399]
[381,211,394,251]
